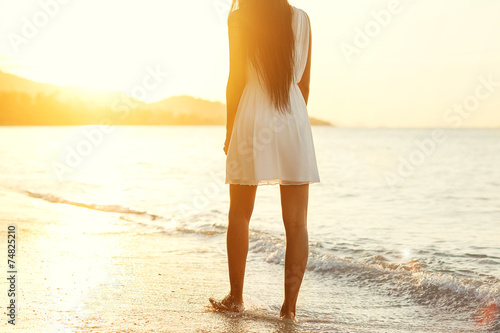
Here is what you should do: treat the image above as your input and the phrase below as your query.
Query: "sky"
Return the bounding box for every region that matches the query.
[1,0,500,127]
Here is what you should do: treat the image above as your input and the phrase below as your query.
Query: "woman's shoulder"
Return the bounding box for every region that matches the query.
[292,6,309,18]
[291,5,311,25]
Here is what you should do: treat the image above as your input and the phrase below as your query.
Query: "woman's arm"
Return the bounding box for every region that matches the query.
[298,13,312,105]
[224,11,247,155]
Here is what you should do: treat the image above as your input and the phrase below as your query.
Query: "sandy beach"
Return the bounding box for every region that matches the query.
[0,190,313,333]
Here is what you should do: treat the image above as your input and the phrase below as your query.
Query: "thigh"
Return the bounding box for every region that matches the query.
[229,184,258,219]
[280,184,309,225]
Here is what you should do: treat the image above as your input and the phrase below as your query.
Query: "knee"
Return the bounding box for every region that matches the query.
[283,216,308,234]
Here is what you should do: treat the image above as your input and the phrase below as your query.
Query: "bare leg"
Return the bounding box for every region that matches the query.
[210,184,257,312]
[279,184,309,321]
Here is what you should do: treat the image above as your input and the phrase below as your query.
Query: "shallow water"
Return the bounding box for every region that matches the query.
[0,126,499,332]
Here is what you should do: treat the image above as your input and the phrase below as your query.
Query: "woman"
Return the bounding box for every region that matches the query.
[209,0,320,321]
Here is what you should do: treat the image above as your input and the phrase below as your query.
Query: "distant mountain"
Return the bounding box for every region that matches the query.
[0,70,143,108]
[309,116,332,126]
[0,70,60,96]
[149,95,226,125]
[0,71,332,126]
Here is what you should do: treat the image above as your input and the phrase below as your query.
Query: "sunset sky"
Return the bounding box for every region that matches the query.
[1,0,500,127]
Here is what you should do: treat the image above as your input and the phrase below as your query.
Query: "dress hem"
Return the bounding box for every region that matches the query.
[225,179,320,186]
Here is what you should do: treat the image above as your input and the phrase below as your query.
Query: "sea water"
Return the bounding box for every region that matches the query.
[0,126,499,332]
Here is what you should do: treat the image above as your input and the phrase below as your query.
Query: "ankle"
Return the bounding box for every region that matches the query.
[228,293,243,304]
[280,301,296,316]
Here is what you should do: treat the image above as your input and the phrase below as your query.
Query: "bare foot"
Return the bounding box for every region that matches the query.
[280,307,299,323]
[209,294,244,312]
[280,312,299,323]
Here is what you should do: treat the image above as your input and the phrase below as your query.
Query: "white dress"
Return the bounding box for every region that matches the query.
[225,6,320,186]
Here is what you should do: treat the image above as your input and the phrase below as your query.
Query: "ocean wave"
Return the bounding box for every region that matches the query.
[23,190,161,220]
[22,188,500,325]
[247,229,500,319]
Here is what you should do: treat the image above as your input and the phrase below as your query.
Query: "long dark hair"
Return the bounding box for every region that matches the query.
[229,0,295,114]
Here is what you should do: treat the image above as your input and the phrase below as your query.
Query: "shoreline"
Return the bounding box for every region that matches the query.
[0,190,305,332]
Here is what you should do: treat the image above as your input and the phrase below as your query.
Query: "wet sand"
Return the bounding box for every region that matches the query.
[0,190,304,333]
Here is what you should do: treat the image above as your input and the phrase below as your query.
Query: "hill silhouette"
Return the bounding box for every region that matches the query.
[0,71,332,126]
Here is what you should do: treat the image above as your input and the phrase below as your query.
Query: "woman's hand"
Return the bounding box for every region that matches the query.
[223,137,230,155]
